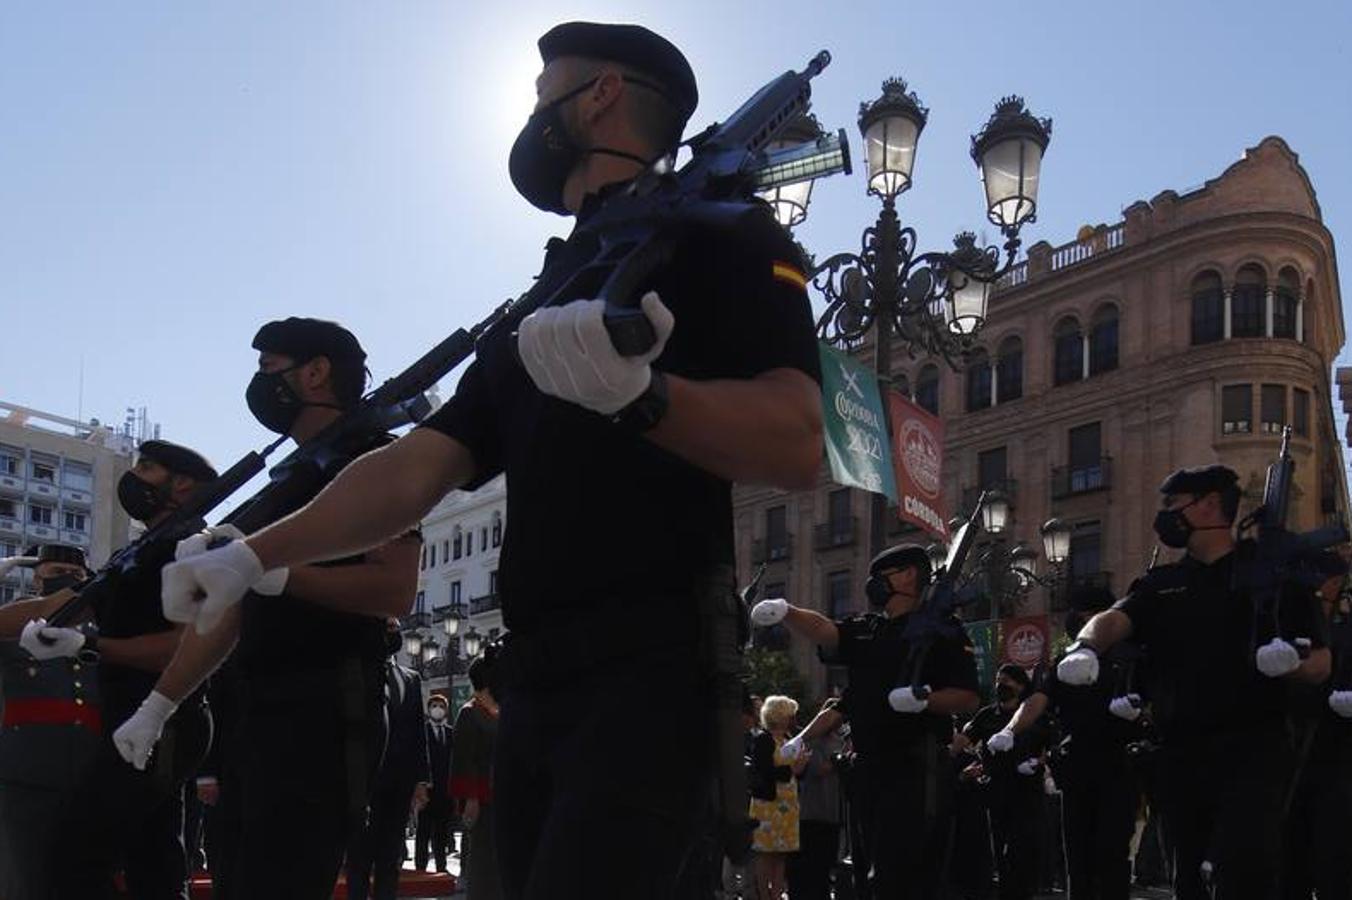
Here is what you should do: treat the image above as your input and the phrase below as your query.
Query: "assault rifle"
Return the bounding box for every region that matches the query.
[900,492,988,697]
[43,297,514,630]
[1235,425,1349,649]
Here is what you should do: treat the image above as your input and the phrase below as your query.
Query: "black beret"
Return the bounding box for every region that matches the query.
[34,544,88,570]
[137,440,218,482]
[869,543,933,585]
[538,21,698,121]
[1158,464,1239,497]
[252,317,366,371]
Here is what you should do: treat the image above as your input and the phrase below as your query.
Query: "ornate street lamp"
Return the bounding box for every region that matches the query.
[462,628,483,660]
[971,97,1053,234]
[1040,518,1072,567]
[859,78,927,199]
[1009,545,1039,588]
[981,490,1012,536]
[404,632,423,662]
[442,608,461,637]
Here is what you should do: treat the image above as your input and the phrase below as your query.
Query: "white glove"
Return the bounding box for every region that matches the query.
[986,727,1015,754]
[1108,694,1142,721]
[780,735,804,762]
[0,556,39,578]
[887,686,930,714]
[1057,646,1100,686]
[750,598,789,627]
[1016,757,1040,776]
[18,619,85,660]
[161,540,265,635]
[177,527,290,596]
[113,690,178,771]
[517,292,675,416]
[1255,638,1301,678]
[1328,690,1352,719]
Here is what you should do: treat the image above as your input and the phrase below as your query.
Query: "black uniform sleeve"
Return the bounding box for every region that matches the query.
[1112,575,1163,640]
[1279,583,1329,648]
[819,616,867,667]
[711,210,822,384]
[922,624,980,694]
[417,360,503,490]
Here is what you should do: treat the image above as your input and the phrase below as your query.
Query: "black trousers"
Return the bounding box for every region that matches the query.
[849,748,953,900]
[1059,756,1139,900]
[1282,748,1352,900]
[204,770,241,899]
[494,651,708,900]
[49,740,189,900]
[986,778,1044,900]
[347,779,419,900]
[1160,734,1293,900]
[415,799,454,871]
[230,670,385,900]
[787,819,840,900]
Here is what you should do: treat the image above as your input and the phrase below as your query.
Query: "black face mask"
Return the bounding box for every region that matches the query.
[865,573,892,609]
[118,471,171,522]
[385,630,403,658]
[246,366,306,434]
[40,573,83,594]
[996,683,1019,703]
[1152,495,1227,549]
[508,76,661,215]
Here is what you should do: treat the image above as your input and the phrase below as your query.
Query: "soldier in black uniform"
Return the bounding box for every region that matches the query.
[9,441,218,899]
[957,664,1050,900]
[754,544,981,899]
[118,318,422,900]
[1056,465,1331,900]
[155,21,824,899]
[986,603,1146,900]
[0,544,97,900]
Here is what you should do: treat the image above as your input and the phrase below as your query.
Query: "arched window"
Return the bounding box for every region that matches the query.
[1053,317,1084,386]
[966,350,993,412]
[1231,265,1265,338]
[1273,268,1299,340]
[915,365,940,415]
[1191,270,1225,344]
[1088,306,1119,375]
[996,337,1023,403]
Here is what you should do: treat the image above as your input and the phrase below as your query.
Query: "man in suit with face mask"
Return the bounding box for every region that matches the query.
[416,693,454,874]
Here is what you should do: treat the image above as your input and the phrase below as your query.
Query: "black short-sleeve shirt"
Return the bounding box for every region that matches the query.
[421,198,821,633]
[1111,542,1325,744]
[964,701,1050,783]
[1038,643,1147,760]
[823,612,979,759]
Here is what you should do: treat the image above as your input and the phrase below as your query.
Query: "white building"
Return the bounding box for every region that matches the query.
[0,402,141,603]
[400,474,505,709]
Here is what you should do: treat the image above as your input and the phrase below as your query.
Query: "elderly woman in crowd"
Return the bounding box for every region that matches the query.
[749,695,809,900]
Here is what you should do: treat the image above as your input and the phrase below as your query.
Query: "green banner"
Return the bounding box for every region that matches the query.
[965,620,998,701]
[819,343,897,502]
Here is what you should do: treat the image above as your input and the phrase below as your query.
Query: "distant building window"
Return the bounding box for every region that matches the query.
[419,547,426,571]
[0,499,16,519]
[489,570,498,595]
[492,512,503,548]
[966,350,993,412]
[1293,389,1310,437]
[62,464,93,492]
[0,447,19,476]
[827,570,852,619]
[1222,384,1252,434]
[1260,384,1286,435]
[1068,423,1103,492]
[1069,522,1103,581]
[828,489,851,539]
[1191,271,1225,345]
[453,527,463,560]
[428,544,437,568]
[996,337,1023,403]
[1088,307,1119,375]
[766,506,789,559]
[978,447,1007,490]
[29,504,53,526]
[63,511,86,532]
[441,540,449,561]
[1053,317,1084,386]
[31,462,55,484]
[1231,266,1265,338]
[915,366,940,415]
[415,590,426,615]
[1,585,15,605]
[1273,268,1300,340]
[449,581,462,606]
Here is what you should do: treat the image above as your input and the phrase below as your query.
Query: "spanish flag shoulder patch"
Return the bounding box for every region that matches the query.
[771,260,808,291]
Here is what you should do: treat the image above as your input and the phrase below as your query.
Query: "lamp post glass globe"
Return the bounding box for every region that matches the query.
[1009,545,1038,587]
[443,613,460,637]
[463,630,482,660]
[859,78,928,200]
[971,96,1052,231]
[1041,518,1072,566]
[982,492,1011,535]
[422,641,439,664]
[404,633,423,661]
[946,269,990,335]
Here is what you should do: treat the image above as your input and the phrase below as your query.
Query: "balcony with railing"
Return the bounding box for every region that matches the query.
[813,517,859,551]
[751,535,794,564]
[1051,458,1113,499]
[996,222,1127,293]
[470,593,501,615]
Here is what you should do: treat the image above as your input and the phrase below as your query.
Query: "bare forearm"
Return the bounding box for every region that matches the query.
[248,430,468,570]
[283,558,417,619]
[783,607,840,652]
[1289,647,1332,685]
[98,629,183,674]
[646,369,822,490]
[1007,692,1049,733]
[798,708,844,742]
[155,607,240,703]
[927,688,980,716]
[0,592,75,639]
[1078,609,1133,652]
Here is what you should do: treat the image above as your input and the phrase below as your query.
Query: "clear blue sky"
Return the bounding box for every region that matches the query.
[3,1,1350,500]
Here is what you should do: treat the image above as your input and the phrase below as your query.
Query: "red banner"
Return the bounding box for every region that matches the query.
[887,391,948,539]
[1000,615,1051,670]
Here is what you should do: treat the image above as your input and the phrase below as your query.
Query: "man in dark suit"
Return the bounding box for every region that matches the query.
[416,693,454,873]
[347,621,431,900]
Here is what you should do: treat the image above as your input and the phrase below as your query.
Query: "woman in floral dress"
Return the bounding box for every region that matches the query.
[749,695,809,900]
